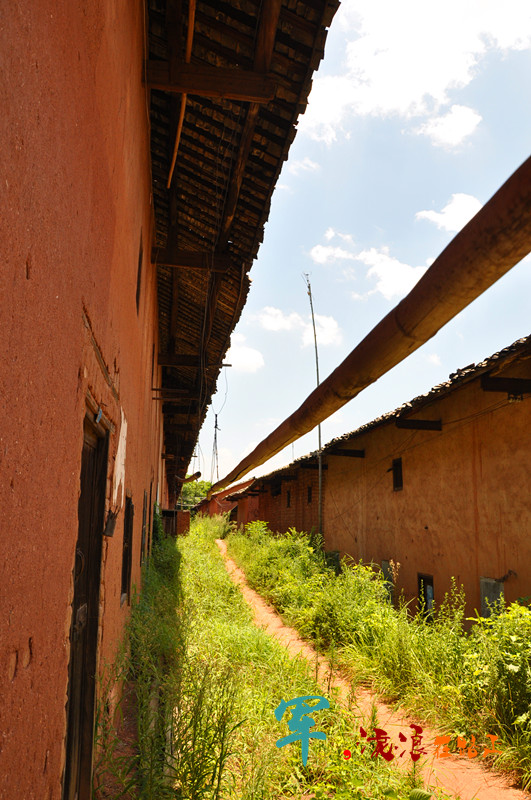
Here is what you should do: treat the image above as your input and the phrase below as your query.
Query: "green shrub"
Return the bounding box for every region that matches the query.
[226,523,531,789]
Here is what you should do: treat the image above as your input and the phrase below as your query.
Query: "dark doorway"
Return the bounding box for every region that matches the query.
[418,573,434,619]
[63,416,108,800]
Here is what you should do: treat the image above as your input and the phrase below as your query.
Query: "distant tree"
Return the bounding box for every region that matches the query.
[178,477,212,510]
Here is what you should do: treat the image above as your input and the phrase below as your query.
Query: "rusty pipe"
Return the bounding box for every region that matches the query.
[211,154,531,493]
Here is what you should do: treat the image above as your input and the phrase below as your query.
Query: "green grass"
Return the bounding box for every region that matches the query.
[95,513,451,799]
[179,515,446,799]
[227,521,531,791]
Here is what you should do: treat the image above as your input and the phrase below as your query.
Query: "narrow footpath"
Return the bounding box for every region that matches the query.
[215,539,530,800]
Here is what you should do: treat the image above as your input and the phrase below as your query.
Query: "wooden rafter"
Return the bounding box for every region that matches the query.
[200,0,283,355]
[153,247,232,272]
[480,375,531,394]
[146,60,277,102]
[219,0,282,243]
[158,353,198,367]
[395,418,442,431]
[328,448,366,458]
[167,0,196,189]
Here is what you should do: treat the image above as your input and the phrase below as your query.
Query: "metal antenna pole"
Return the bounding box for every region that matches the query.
[303,273,322,537]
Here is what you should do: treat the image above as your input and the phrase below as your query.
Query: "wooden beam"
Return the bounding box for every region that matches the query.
[153,395,195,402]
[300,463,328,470]
[202,1,283,342]
[166,0,196,189]
[153,247,233,272]
[163,402,200,412]
[395,418,442,431]
[158,353,198,367]
[170,268,180,341]
[480,375,531,394]
[218,105,260,242]
[164,424,196,432]
[218,0,282,244]
[255,0,283,72]
[328,448,365,458]
[158,352,228,369]
[146,60,277,102]
[152,387,194,395]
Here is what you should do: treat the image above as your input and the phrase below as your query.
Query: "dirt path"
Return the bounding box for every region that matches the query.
[215,539,529,800]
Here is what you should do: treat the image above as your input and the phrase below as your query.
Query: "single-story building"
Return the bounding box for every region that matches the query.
[238,335,531,619]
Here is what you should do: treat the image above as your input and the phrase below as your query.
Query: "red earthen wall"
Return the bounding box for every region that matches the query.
[236,495,260,528]
[256,469,321,534]
[323,378,531,618]
[0,2,163,797]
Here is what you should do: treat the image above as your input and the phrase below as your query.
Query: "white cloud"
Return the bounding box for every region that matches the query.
[302,314,343,347]
[416,192,483,232]
[226,333,264,373]
[287,157,321,175]
[255,306,303,331]
[426,353,442,366]
[415,105,482,147]
[309,244,356,264]
[356,246,427,300]
[253,306,342,347]
[299,0,531,144]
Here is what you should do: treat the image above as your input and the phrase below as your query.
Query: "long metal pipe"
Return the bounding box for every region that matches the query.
[211,154,531,493]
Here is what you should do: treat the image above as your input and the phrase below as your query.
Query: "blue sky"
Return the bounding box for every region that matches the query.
[194,0,531,484]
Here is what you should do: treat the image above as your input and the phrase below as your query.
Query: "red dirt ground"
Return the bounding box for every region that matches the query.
[215,539,530,800]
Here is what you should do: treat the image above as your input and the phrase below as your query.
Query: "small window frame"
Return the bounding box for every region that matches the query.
[121,495,134,605]
[392,458,403,492]
[417,573,434,619]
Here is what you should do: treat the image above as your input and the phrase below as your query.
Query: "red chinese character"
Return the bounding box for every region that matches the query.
[343,749,352,760]
[367,728,395,762]
[482,734,502,758]
[467,735,478,758]
[409,724,427,762]
[396,731,408,758]
[434,734,452,758]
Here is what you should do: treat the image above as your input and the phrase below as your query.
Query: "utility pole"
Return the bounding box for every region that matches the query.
[303,273,322,538]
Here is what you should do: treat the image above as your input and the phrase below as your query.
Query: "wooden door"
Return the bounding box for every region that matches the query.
[63,417,108,800]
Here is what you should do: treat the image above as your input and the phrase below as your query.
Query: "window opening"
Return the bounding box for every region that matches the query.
[418,573,434,619]
[121,495,134,604]
[140,490,147,566]
[135,232,143,313]
[286,489,291,508]
[480,577,504,617]
[307,485,312,504]
[381,559,394,602]
[392,458,403,491]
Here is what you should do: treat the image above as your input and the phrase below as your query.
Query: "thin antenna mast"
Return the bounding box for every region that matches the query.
[303,273,322,537]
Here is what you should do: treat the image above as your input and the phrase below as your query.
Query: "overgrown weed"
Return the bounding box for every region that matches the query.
[227,521,531,790]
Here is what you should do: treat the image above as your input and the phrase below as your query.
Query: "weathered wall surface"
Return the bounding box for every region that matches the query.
[236,495,260,528]
[0,2,162,797]
[255,467,321,534]
[323,378,531,617]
